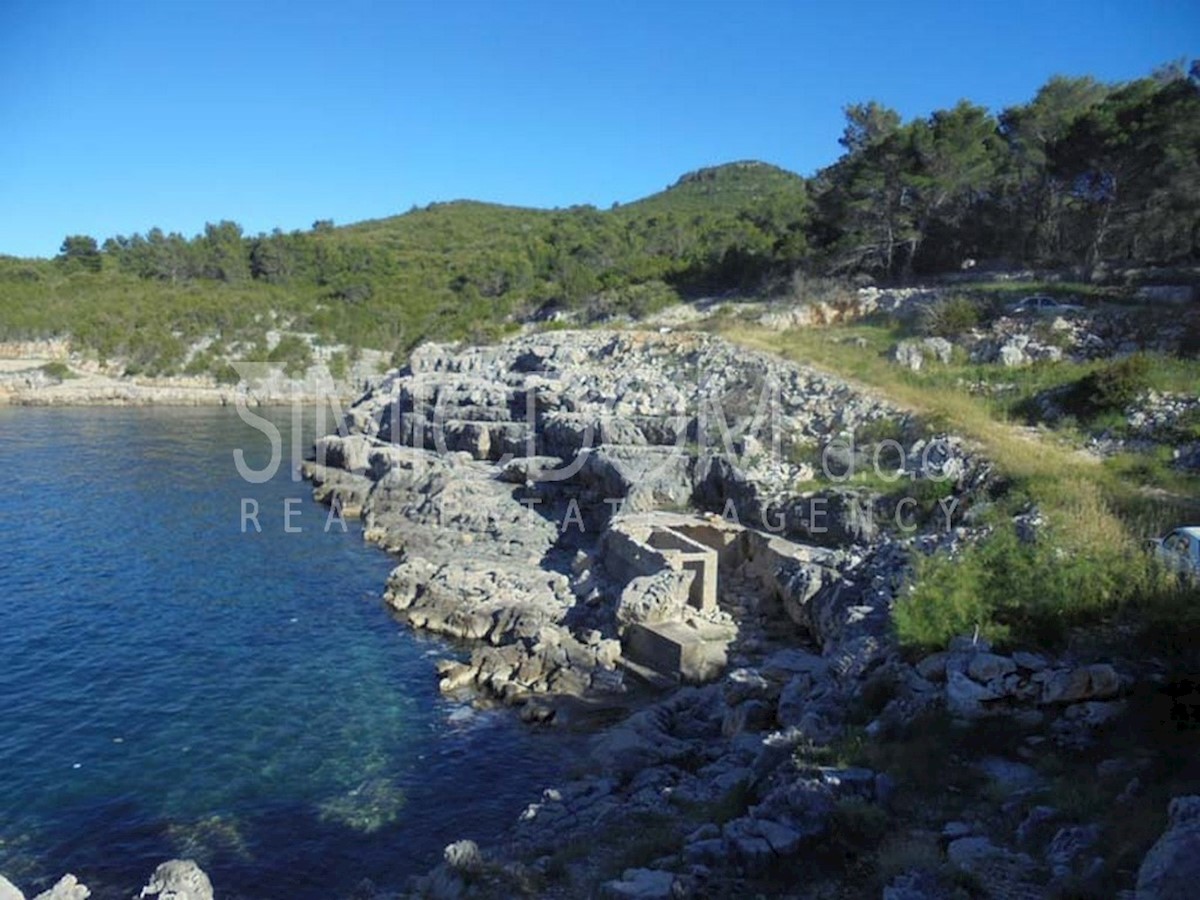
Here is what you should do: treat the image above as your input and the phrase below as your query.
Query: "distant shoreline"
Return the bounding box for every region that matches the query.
[0,356,363,408]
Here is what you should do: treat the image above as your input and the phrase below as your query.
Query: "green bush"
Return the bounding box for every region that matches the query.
[588,280,679,321]
[213,362,242,385]
[895,543,1003,651]
[854,415,911,446]
[39,361,74,380]
[917,295,979,338]
[1169,407,1200,443]
[327,350,349,381]
[267,334,314,377]
[896,523,1153,652]
[1063,354,1151,420]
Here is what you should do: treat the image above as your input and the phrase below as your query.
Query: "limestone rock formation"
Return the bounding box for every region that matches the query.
[1136,796,1200,899]
[30,876,89,900]
[136,860,214,900]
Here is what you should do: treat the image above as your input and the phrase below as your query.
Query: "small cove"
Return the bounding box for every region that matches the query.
[0,406,573,898]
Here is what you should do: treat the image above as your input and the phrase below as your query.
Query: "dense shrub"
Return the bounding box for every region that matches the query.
[917,295,980,338]
[267,334,314,377]
[39,361,73,380]
[786,272,859,312]
[327,350,349,380]
[896,523,1153,652]
[1062,354,1151,420]
[894,543,1000,650]
[587,280,678,321]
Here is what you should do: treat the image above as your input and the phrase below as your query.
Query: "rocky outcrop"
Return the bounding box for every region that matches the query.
[136,860,213,900]
[29,877,89,900]
[363,327,1171,899]
[0,335,388,407]
[1084,390,1200,473]
[0,861,210,900]
[889,337,953,371]
[894,639,1130,746]
[1136,796,1200,899]
[301,330,958,710]
[302,327,1164,899]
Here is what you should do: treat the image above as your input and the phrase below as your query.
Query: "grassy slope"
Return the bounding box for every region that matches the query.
[710,315,1200,652]
[703,315,1199,895]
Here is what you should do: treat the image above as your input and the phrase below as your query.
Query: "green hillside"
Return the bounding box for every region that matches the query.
[0,160,809,375]
[1,60,1196,379]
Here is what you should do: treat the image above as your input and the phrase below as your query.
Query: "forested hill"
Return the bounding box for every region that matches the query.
[0,62,1196,377]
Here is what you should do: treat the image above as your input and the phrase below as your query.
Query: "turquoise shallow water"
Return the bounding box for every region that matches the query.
[0,407,570,898]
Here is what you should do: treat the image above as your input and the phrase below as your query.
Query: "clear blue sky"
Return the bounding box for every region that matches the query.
[1,0,1196,258]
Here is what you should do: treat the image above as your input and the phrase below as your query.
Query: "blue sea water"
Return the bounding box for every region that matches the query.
[0,406,571,898]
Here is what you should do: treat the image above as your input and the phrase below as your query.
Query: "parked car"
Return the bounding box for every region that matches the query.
[1007,295,1086,315]
[1149,526,1200,578]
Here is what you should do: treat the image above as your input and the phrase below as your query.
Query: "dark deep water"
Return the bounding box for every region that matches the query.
[0,406,570,898]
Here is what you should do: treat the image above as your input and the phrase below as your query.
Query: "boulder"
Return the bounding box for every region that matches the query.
[722,816,804,869]
[1136,796,1200,899]
[946,836,1039,895]
[922,337,954,364]
[966,653,1017,683]
[891,341,924,371]
[722,667,776,705]
[136,861,213,900]
[600,868,675,899]
[915,652,949,682]
[776,561,837,630]
[1041,664,1122,704]
[443,840,484,875]
[0,875,23,900]
[776,671,841,742]
[614,569,694,631]
[946,669,999,719]
[1012,651,1049,672]
[30,877,89,900]
[578,445,694,512]
[998,341,1028,367]
[1046,824,1101,880]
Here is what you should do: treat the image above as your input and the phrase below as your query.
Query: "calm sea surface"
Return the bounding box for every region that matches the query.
[0,406,570,898]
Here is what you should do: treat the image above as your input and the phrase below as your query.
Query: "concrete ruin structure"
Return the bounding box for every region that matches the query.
[600,512,840,685]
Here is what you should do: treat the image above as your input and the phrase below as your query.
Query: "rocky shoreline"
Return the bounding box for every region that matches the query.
[292,327,1198,898]
[0,337,387,407]
[0,366,356,407]
[0,860,212,900]
[6,324,1190,897]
